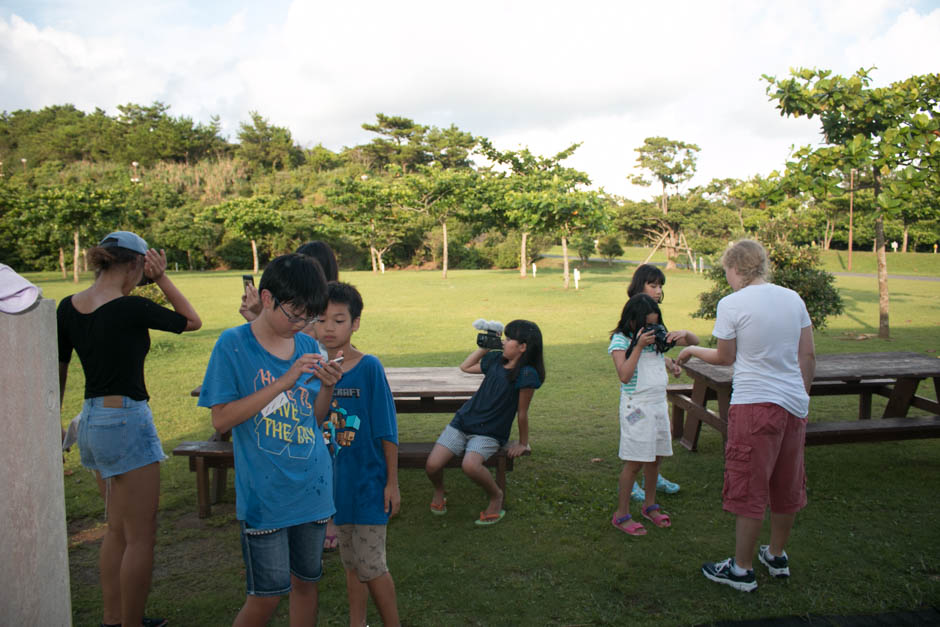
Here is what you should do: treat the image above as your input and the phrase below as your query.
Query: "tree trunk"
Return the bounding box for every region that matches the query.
[370,246,378,273]
[823,219,833,250]
[441,221,448,279]
[520,232,528,278]
[186,249,193,271]
[562,234,570,290]
[902,225,909,253]
[251,239,259,275]
[873,169,889,339]
[59,248,67,279]
[72,230,80,283]
[82,248,88,272]
[661,182,677,270]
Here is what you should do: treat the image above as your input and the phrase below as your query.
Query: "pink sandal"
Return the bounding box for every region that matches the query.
[611,514,646,536]
[642,504,671,528]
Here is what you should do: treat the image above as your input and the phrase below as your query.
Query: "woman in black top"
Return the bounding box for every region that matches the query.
[57,231,201,627]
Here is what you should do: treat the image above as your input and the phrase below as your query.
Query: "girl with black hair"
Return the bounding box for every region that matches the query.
[425,319,545,526]
[607,294,694,536]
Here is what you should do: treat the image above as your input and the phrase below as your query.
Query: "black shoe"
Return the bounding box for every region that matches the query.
[702,557,757,592]
[758,545,790,578]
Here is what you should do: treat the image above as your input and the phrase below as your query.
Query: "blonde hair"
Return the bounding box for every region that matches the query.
[721,239,769,286]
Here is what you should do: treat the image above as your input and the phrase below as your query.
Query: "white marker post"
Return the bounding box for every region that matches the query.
[574,268,580,290]
[532,263,537,277]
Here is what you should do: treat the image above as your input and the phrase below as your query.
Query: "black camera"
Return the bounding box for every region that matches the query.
[477,330,504,350]
[642,323,675,353]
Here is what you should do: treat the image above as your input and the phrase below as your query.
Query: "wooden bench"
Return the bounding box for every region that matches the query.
[397,441,530,506]
[173,439,529,518]
[805,415,940,446]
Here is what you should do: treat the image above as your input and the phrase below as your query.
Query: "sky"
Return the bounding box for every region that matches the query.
[1,0,939,199]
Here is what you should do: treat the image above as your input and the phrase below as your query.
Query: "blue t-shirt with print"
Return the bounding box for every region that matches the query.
[198,324,334,529]
[330,355,398,526]
[450,350,542,445]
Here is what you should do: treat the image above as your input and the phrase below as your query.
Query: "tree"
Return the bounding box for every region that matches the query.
[212,196,286,273]
[360,114,429,174]
[597,235,624,264]
[629,136,700,269]
[237,112,302,173]
[398,164,481,279]
[763,68,940,338]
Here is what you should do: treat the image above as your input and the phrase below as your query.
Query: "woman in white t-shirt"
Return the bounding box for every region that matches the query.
[677,239,815,592]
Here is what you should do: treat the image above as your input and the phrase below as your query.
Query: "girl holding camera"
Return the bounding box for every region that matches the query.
[607,293,694,536]
[425,320,545,526]
[626,264,699,500]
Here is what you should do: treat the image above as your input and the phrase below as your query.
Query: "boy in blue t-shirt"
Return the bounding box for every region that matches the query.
[319,281,400,627]
[198,254,344,626]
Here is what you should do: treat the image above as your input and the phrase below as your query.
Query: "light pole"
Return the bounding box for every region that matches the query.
[848,168,856,271]
[21,157,27,172]
[131,161,140,183]
[0,161,4,178]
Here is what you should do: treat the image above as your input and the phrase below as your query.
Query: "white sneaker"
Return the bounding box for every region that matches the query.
[758,545,790,578]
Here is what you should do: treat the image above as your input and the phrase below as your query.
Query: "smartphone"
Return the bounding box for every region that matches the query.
[242,274,254,290]
[305,356,344,383]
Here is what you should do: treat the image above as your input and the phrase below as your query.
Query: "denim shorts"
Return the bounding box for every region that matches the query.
[78,396,166,479]
[240,520,327,597]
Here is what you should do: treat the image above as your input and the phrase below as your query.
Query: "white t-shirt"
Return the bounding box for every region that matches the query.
[712,283,812,418]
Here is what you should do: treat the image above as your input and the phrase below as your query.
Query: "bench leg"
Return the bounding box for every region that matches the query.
[671,401,685,439]
[211,468,227,504]
[859,391,873,420]
[195,456,211,518]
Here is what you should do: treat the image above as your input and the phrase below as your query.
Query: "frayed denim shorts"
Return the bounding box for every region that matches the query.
[77,396,166,479]
[240,520,327,596]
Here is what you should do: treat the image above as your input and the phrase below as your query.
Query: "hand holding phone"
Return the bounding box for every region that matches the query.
[242,274,254,291]
[305,356,344,384]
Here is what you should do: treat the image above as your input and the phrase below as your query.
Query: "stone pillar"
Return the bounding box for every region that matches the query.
[0,299,72,624]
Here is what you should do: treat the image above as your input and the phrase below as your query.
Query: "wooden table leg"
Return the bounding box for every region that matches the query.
[882,377,921,418]
[195,456,210,519]
[680,381,708,452]
[211,468,227,504]
[671,401,686,439]
[716,387,731,445]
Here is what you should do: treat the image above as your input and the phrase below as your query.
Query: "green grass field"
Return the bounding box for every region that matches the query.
[36,262,940,626]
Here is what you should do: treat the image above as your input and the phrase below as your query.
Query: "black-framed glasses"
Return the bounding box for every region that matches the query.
[273,297,318,326]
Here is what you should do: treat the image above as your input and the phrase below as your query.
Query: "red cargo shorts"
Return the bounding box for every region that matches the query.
[722,402,807,519]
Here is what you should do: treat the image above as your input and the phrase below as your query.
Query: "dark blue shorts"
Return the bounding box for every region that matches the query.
[240,520,327,597]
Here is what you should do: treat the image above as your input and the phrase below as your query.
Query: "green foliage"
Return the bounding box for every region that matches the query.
[693,242,845,329]
[597,235,623,263]
[573,233,596,265]
[130,281,169,306]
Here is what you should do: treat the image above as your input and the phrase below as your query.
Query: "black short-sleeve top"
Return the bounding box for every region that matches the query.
[57,295,188,401]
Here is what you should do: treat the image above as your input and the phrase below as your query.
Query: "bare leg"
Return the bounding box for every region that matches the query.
[425,443,455,508]
[734,514,763,570]
[96,472,123,626]
[614,461,642,520]
[461,452,503,515]
[768,511,796,556]
[233,595,281,627]
[641,458,661,513]
[288,576,318,627]
[345,569,370,627]
[107,462,161,627]
[366,572,400,627]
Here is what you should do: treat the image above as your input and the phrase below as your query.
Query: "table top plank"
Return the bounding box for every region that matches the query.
[682,352,940,386]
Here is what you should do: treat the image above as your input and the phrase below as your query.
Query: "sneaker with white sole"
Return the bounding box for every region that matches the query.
[701,558,757,592]
[758,545,790,578]
[631,481,645,502]
[656,474,680,494]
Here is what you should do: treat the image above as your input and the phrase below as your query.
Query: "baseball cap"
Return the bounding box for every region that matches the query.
[99,231,148,255]
[0,263,42,314]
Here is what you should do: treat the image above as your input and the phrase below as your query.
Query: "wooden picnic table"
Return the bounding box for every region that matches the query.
[180,366,487,516]
[671,351,940,451]
[189,366,483,414]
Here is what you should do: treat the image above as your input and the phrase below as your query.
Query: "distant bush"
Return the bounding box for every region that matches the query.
[597,235,624,264]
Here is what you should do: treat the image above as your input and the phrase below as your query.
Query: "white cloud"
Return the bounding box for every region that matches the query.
[1,0,938,198]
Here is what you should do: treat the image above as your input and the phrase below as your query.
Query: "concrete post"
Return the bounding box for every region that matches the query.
[0,299,72,624]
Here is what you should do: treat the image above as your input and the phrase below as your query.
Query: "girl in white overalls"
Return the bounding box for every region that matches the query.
[607,293,693,536]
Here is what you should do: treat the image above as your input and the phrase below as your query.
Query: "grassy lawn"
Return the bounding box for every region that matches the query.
[36,263,940,626]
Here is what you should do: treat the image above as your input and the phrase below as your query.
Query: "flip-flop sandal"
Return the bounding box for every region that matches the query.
[642,504,671,528]
[322,534,339,552]
[430,499,447,515]
[103,619,168,627]
[475,509,506,526]
[611,513,646,536]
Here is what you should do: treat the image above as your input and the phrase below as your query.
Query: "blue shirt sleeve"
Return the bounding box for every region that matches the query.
[198,328,243,408]
[515,365,542,390]
[367,356,398,444]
